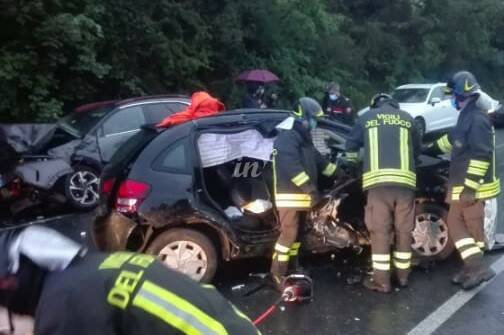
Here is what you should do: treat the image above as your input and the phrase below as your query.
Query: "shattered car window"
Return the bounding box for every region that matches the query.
[59,106,112,137]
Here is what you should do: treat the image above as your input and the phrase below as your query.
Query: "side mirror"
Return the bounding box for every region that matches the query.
[430,97,441,105]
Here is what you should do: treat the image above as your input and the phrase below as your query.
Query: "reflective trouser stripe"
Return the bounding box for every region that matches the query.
[274,243,290,253]
[460,247,482,260]
[464,178,481,190]
[469,159,490,170]
[476,241,486,250]
[289,242,301,256]
[372,254,391,262]
[322,163,337,177]
[276,254,290,262]
[373,262,390,271]
[437,134,452,153]
[400,127,409,171]
[368,128,379,171]
[455,238,476,249]
[291,171,310,187]
[393,251,412,260]
[393,260,411,270]
[133,281,228,335]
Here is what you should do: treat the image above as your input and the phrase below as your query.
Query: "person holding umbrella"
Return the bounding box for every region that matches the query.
[237,69,280,109]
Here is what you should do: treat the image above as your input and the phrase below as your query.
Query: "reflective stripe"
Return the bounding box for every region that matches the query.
[393,260,411,270]
[363,176,416,188]
[464,178,481,190]
[275,200,312,208]
[275,193,311,200]
[455,238,476,249]
[400,127,409,171]
[289,249,299,256]
[372,254,391,262]
[322,163,337,177]
[469,159,490,170]
[346,152,359,159]
[373,262,391,271]
[363,169,416,180]
[274,243,291,253]
[460,247,482,260]
[368,128,379,171]
[133,281,228,335]
[393,251,412,260]
[452,180,501,200]
[291,242,301,250]
[467,166,487,176]
[476,241,486,250]
[272,150,278,196]
[277,254,290,262]
[436,135,452,153]
[291,171,310,187]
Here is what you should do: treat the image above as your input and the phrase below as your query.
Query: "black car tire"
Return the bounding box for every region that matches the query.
[64,165,101,210]
[412,202,454,261]
[146,228,218,283]
[414,117,426,140]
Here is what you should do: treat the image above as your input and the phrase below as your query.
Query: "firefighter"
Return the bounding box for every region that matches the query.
[270,97,338,289]
[424,71,500,290]
[0,226,260,335]
[346,93,421,293]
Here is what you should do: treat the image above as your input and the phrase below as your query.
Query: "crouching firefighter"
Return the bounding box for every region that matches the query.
[270,97,339,290]
[424,71,500,290]
[346,93,421,293]
[0,226,260,335]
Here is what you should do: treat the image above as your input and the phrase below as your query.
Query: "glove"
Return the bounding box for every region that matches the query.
[459,187,476,207]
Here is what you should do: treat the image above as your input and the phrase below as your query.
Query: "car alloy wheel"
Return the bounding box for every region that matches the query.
[68,170,100,206]
[158,240,209,282]
[412,212,449,257]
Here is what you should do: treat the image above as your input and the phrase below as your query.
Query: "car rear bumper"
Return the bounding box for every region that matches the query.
[92,207,137,251]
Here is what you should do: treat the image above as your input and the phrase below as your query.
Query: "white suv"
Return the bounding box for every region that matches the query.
[358,83,457,138]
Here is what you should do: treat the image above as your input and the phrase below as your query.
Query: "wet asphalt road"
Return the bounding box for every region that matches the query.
[5,128,504,335]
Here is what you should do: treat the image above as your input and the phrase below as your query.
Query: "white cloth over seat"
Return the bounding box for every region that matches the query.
[197,129,275,168]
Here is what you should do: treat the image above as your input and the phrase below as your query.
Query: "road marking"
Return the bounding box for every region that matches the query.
[407,255,504,335]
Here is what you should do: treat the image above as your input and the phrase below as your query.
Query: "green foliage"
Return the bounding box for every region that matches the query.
[1,0,504,122]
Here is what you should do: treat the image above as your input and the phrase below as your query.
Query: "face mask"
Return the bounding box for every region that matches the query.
[329,94,338,101]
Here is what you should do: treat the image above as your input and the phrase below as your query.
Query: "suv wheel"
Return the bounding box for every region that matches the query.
[414,117,426,140]
[65,166,100,210]
[412,203,454,260]
[147,228,218,283]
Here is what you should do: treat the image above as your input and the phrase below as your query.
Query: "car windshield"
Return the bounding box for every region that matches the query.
[58,106,113,137]
[392,88,429,103]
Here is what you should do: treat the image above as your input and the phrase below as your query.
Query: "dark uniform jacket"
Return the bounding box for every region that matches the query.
[346,102,420,191]
[322,94,354,124]
[428,99,500,201]
[273,121,337,209]
[31,252,259,335]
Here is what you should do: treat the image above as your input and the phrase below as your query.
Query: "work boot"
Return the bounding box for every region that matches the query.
[461,263,495,290]
[451,268,467,285]
[363,276,392,294]
[395,269,410,288]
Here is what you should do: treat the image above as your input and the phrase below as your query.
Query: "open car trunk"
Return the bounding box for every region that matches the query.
[197,129,278,231]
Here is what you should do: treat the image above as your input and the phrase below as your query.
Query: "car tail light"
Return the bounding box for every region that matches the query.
[115,179,150,214]
[101,178,116,195]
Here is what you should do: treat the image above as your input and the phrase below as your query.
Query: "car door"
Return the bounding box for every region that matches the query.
[97,106,146,162]
[428,86,455,131]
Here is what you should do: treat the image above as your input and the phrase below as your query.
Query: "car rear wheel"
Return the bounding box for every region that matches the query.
[414,117,426,140]
[412,203,454,261]
[146,228,218,283]
[64,166,101,210]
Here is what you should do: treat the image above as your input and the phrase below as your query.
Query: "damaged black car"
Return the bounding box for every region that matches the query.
[92,110,499,282]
